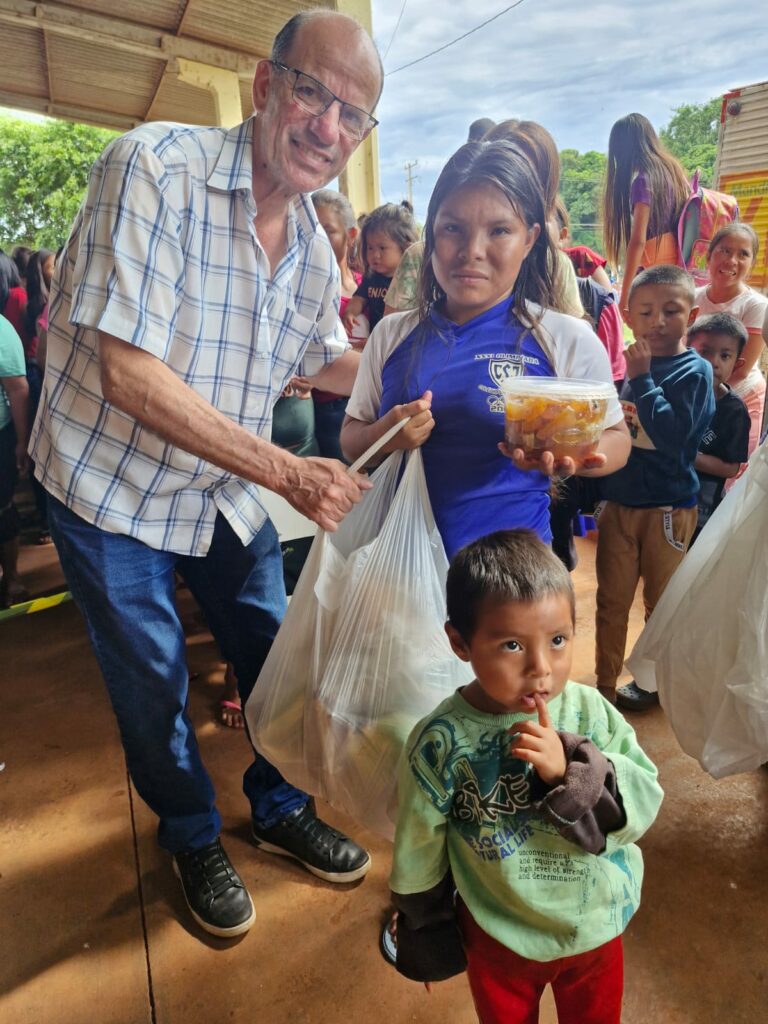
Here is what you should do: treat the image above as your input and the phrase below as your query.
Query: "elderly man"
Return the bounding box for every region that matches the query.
[30,11,383,938]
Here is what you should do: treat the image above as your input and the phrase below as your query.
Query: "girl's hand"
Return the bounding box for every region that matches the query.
[342,310,358,335]
[498,445,606,477]
[509,693,566,785]
[383,391,435,452]
[285,375,313,399]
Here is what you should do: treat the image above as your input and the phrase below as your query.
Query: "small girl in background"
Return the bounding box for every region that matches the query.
[603,113,690,320]
[343,202,418,336]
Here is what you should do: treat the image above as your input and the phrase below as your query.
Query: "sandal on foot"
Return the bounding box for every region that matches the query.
[219,699,244,729]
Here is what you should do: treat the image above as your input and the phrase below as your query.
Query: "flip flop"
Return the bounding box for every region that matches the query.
[219,699,244,729]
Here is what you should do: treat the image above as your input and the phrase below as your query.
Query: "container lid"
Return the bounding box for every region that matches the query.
[499,376,615,400]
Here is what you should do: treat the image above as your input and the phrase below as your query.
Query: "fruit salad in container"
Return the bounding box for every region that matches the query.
[501,377,614,463]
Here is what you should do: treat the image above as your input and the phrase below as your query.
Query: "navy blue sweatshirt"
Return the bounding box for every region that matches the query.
[601,348,715,508]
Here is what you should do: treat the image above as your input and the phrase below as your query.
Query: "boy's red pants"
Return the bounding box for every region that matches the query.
[458,903,623,1024]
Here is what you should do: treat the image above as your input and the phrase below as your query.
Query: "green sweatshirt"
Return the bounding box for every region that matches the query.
[390,681,663,974]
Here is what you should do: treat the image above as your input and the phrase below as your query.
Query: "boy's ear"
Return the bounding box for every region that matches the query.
[445,622,471,662]
[687,304,700,327]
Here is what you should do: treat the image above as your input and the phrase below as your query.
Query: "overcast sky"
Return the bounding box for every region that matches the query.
[370,0,768,220]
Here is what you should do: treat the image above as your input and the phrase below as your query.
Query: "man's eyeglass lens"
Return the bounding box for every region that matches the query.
[272,63,377,141]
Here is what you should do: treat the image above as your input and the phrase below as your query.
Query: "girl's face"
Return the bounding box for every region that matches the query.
[315,204,351,267]
[365,229,403,277]
[42,253,55,289]
[707,230,756,292]
[431,183,539,325]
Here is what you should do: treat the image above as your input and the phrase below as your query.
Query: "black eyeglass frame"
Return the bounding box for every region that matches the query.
[269,61,379,142]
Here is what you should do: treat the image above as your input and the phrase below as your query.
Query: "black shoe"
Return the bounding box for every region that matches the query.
[173,839,255,938]
[616,681,660,711]
[252,803,371,883]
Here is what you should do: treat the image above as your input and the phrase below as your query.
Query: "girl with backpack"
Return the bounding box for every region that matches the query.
[603,113,690,321]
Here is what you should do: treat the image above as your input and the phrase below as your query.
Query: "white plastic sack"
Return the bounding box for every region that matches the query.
[627,440,768,778]
[245,448,472,838]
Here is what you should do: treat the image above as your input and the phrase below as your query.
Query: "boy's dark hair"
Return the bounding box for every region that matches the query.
[628,263,695,304]
[360,202,419,273]
[688,312,749,356]
[446,529,575,641]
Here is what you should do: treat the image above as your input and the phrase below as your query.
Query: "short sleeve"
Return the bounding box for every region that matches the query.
[740,290,768,332]
[345,311,419,423]
[630,173,651,210]
[719,397,752,464]
[354,276,368,299]
[69,137,186,360]
[542,311,624,427]
[0,318,26,377]
[385,241,423,312]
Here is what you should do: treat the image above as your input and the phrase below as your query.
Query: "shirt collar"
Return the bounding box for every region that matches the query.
[206,115,320,250]
[207,116,256,195]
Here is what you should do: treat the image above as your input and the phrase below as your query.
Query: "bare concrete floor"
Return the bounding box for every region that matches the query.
[2,533,767,1024]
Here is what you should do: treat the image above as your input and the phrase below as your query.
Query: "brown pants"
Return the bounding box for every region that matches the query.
[595,502,698,687]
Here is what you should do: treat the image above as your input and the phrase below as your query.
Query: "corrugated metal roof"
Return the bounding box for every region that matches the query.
[0,0,334,129]
[716,82,768,290]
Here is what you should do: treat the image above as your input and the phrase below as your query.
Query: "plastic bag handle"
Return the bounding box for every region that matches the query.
[347,416,412,476]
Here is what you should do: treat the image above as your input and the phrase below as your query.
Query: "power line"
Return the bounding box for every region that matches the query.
[382,0,409,62]
[385,0,529,76]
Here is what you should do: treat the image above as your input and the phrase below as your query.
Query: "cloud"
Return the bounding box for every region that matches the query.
[371,0,768,217]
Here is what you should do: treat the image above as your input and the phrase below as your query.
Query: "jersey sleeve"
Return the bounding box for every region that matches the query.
[345,311,418,423]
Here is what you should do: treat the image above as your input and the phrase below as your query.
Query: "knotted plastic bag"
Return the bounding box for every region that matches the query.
[627,441,768,777]
[245,447,472,838]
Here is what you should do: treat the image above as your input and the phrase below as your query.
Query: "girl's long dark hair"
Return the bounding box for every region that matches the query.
[0,250,21,316]
[417,139,558,330]
[603,113,690,267]
[24,248,52,340]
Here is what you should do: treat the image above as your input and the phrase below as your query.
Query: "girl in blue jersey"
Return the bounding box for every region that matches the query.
[342,139,629,560]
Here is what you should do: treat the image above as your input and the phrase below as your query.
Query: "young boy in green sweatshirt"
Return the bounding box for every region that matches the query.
[390,529,663,1024]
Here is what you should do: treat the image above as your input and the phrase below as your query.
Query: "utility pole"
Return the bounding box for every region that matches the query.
[404,160,419,207]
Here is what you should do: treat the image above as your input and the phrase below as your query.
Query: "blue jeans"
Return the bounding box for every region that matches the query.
[47,495,309,852]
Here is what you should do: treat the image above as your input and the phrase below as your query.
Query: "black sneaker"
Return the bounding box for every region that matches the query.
[252,803,371,883]
[173,839,255,938]
[616,681,660,711]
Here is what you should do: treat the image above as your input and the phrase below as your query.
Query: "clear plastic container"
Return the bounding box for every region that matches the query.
[501,377,614,462]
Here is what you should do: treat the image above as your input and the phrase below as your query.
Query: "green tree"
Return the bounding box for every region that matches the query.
[659,97,720,185]
[559,149,607,251]
[0,115,117,249]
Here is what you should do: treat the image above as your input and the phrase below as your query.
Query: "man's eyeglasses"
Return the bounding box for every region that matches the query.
[270,61,378,142]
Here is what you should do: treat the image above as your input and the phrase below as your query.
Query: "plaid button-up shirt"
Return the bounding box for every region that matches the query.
[31,116,348,555]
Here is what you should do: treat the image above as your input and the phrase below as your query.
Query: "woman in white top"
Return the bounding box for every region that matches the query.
[694,223,768,478]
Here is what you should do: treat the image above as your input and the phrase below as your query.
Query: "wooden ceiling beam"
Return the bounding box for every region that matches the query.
[0,87,142,130]
[0,0,262,78]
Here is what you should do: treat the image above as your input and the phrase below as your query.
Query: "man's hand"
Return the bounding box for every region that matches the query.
[624,337,652,378]
[278,455,372,532]
[509,693,566,785]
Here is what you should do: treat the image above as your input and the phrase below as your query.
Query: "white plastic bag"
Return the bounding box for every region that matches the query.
[627,440,768,778]
[245,446,472,838]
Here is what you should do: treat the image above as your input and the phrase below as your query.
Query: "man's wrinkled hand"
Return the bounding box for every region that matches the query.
[280,456,372,531]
